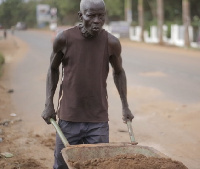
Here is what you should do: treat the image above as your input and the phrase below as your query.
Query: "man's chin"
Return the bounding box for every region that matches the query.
[91,28,101,35]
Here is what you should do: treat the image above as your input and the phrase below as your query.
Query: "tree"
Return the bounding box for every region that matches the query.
[182,0,190,47]
[157,0,164,44]
[0,0,37,28]
[105,0,124,21]
[138,0,144,41]
[0,0,23,28]
[124,0,132,23]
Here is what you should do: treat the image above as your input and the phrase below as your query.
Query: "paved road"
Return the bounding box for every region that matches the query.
[11,31,52,123]
[11,30,200,169]
[122,42,200,103]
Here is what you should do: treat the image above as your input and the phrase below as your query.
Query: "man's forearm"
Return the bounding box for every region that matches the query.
[45,68,59,107]
[113,69,129,109]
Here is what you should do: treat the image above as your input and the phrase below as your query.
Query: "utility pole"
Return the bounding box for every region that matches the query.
[182,0,190,48]
[157,0,164,45]
[138,0,144,41]
[125,0,132,24]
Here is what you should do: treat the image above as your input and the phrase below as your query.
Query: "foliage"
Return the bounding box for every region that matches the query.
[55,0,80,24]
[0,0,23,28]
[104,0,124,21]
[163,0,182,23]
[0,0,37,28]
[23,0,37,28]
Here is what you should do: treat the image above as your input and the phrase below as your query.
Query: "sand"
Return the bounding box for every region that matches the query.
[71,154,188,169]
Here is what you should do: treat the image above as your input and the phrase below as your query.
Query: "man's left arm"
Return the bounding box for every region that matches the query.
[108,34,134,123]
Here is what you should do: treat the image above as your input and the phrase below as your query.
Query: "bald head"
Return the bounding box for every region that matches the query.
[80,0,105,13]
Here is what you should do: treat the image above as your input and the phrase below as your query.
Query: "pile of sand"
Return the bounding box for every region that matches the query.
[71,154,188,169]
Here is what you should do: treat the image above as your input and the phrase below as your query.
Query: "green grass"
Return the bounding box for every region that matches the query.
[0,52,5,77]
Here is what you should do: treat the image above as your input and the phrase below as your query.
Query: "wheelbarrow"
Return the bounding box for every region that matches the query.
[50,118,166,169]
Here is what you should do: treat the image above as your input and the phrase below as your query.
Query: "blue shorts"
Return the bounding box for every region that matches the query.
[53,119,109,169]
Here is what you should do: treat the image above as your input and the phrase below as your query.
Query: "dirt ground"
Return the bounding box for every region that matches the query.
[0,33,200,169]
[0,35,52,169]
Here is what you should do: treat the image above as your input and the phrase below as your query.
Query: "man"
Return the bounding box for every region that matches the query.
[42,0,134,168]
[3,29,7,39]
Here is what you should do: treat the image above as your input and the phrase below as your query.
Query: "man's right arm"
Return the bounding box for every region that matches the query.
[41,31,67,124]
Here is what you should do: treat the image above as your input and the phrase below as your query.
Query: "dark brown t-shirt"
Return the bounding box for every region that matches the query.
[57,26,110,122]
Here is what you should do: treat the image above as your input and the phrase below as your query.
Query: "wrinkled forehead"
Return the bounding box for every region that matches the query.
[81,1,105,14]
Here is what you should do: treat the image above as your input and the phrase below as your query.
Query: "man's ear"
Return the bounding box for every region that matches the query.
[78,11,83,22]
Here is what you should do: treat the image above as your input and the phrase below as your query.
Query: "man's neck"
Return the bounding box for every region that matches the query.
[78,23,96,39]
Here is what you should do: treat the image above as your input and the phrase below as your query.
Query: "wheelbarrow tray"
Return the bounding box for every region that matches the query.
[61,142,167,169]
[50,118,166,169]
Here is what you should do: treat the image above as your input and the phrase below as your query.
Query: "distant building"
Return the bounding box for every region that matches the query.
[36,4,51,28]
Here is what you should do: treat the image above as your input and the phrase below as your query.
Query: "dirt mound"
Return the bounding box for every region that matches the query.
[39,133,56,150]
[0,158,47,169]
[71,154,188,169]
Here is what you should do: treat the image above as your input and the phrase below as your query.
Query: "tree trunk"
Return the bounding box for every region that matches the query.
[138,0,144,41]
[157,0,164,45]
[182,0,190,47]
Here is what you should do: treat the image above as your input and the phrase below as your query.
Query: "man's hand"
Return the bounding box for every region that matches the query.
[122,107,134,123]
[41,105,57,124]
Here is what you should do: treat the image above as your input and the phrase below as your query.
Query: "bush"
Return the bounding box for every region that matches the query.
[164,21,182,39]
[0,52,5,77]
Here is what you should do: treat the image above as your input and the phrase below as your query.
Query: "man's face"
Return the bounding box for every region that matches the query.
[80,2,106,36]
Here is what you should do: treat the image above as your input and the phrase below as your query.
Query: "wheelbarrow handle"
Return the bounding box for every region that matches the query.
[127,120,138,145]
[50,118,70,147]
